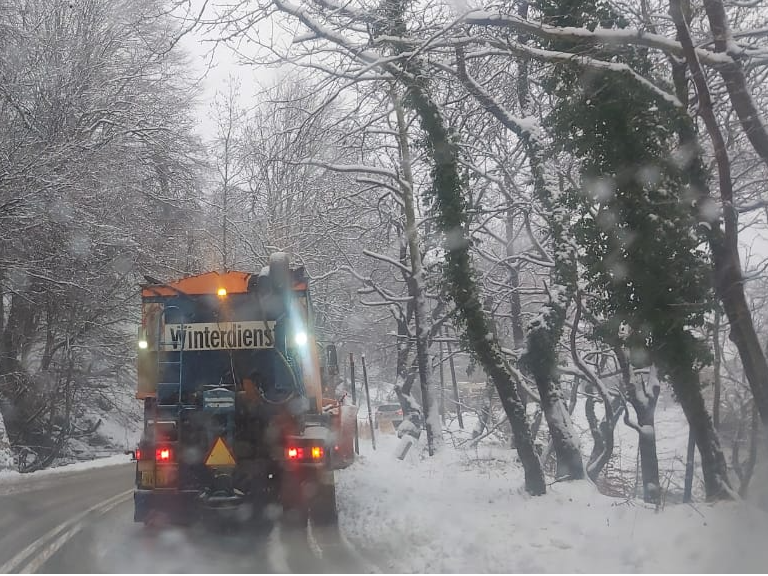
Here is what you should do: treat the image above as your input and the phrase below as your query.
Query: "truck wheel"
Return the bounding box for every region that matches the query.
[310,483,338,527]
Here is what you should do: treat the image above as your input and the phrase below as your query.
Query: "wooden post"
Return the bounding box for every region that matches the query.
[349,353,359,455]
[439,339,445,424]
[445,326,464,429]
[361,354,376,451]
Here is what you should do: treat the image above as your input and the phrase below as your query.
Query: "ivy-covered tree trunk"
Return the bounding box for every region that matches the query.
[402,83,546,496]
[525,302,585,480]
[372,0,545,493]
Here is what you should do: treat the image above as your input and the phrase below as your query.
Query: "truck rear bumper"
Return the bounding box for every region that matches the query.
[133,489,199,524]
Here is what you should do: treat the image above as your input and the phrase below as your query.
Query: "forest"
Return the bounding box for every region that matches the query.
[0,0,767,507]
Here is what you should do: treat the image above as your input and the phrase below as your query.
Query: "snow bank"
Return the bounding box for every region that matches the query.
[337,434,768,573]
[0,453,132,485]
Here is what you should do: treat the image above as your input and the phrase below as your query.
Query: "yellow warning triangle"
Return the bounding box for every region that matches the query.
[205,436,236,467]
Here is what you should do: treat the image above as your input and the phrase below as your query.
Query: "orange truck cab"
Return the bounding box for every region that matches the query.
[132,253,356,527]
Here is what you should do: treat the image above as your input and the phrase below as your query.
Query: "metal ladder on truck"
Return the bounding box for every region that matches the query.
[155,305,188,413]
[152,306,194,479]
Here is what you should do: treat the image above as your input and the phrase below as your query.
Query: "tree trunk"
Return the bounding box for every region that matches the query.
[573,297,618,482]
[505,212,527,408]
[403,76,546,495]
[505,213,525,351]
[663,354,734,500]
[439,339,445,423]
[455,24,584,482]
[472,383,494,440]
[733,400,759,497]
[635,400,661,505]
[713,308,722,430]
[392,91,440,454]
[585,387,603,465]
[524,297,585,480]
[670,0,768,428]
[619,355,662,504]
[683,427,696,503]
[702,0,768,169]
[538,372,585,480]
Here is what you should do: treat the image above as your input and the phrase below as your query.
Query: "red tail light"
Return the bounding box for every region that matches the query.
[287,447,303,460]
[156,447,173,462]
[135,448,142,460]
[286,446,324,460]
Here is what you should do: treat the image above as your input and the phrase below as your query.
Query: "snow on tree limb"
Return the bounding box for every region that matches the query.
[702,0,768,170]
[461,9,734,67]
[363,249,414,276]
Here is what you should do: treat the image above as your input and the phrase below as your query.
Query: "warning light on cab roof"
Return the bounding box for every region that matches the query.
[217,287,227,297]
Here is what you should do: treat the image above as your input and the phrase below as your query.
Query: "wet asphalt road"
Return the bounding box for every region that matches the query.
[0,463,371,573]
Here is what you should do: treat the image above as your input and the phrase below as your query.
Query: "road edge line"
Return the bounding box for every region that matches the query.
[0,489,133,574]
[20,491,131,574]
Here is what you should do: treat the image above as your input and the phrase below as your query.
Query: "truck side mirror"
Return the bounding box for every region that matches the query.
[326,344,339,376]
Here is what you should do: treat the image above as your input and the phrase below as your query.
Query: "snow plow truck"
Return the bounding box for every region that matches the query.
[132,253,356,527]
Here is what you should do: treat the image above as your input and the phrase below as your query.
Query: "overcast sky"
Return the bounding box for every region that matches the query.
[174,1,271,141]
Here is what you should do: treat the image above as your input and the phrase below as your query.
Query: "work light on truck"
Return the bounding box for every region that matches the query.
[294,331,308,346]
[137,326,148,349]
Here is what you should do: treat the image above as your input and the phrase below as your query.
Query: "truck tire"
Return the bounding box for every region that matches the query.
[310,483,338,527]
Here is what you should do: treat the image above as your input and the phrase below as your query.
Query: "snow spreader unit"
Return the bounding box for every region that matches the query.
[132,253,356,527]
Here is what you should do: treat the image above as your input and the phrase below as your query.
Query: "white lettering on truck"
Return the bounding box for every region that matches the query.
[163,321,276,351]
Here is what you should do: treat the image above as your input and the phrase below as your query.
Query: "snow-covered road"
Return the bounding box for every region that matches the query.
[0,460,372,573]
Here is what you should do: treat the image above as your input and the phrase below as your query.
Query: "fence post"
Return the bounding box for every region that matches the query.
[445,326,464,429]
[349,353,359,455]
[361,354,376,451]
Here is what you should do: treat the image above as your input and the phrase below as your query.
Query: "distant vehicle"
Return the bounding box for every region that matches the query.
[375,403,403,432]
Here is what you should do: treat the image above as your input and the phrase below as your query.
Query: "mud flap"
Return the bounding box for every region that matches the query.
[281,473,309,529]
[309,471,338,526]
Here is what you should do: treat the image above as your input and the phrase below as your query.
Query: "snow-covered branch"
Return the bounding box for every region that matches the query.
[462,9,734,67]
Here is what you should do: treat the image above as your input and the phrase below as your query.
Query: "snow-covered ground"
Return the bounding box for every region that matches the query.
[338,431,768,573]
[0,453,133,485]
